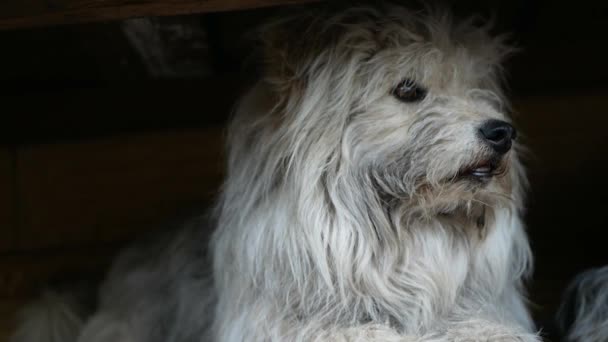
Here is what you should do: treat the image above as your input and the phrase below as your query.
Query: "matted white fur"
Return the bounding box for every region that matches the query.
[12,3,540,342]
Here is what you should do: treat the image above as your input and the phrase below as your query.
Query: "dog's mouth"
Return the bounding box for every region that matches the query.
[457,158,504,182]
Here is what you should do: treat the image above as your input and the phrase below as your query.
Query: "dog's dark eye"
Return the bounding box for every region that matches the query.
[392,79,426,103]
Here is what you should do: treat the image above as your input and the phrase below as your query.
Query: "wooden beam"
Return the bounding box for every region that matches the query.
[0,0,320,31]
[15,128,224,250]
[1,78,243,144]
[0,149,16,252]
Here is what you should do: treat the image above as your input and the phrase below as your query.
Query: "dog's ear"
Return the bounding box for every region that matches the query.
[256,15,311,90]
[456,13,518,93]
[255,4,381,89]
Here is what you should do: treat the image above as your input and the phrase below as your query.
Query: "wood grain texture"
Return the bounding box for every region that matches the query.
[15,128,224,250]
[0,0,320,31]
[0,148,15,252]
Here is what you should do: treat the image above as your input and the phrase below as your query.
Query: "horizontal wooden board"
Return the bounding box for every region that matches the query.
[0,148,15,252]
[1,79,244,144]
[514,90,608,187]
[0,0,320,31]
[15,128,224,250]
[513,91,608,332]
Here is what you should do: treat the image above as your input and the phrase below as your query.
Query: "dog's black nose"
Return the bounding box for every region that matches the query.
[478,119,516,154]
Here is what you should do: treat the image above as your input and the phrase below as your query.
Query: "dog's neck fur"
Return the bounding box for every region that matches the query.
[211,83,533,340]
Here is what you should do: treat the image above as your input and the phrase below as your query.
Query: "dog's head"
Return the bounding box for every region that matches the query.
[217,6,531,323]
[244,3,525,218]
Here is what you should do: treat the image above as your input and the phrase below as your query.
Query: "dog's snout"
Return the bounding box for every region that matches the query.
[478,119,516,154]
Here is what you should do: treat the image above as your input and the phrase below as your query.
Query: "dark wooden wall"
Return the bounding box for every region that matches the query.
[0,0,607,340]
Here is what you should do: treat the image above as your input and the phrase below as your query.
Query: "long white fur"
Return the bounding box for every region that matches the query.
[11,291,86,342]
[12,3,539,342]
[211,4,537,341]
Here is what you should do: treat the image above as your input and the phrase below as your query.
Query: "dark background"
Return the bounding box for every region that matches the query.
[0,0,607,340]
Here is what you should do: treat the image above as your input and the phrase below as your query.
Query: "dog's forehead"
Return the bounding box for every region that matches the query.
[357,14,506,93]
[260,5,508,102]
[375,42,500,94]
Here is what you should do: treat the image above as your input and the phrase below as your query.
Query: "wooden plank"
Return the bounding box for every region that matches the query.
[514,90,608,187]
[15,128,224,250]
[0,299,22,341]
[0,148,15,252]
[1,79,243,145]
[514,91,608,338]
[0,0,320,31]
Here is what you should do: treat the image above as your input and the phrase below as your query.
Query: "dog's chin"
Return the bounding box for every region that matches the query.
[421,158,511,218]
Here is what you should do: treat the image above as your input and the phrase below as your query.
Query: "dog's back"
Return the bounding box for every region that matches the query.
[557,266,608,342]
[12,218,215,342]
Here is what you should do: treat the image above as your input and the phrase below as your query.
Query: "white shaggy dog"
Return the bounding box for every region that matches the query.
[13,3,540,342]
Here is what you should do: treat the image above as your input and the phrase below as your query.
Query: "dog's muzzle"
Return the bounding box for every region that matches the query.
[456,120,516,181]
